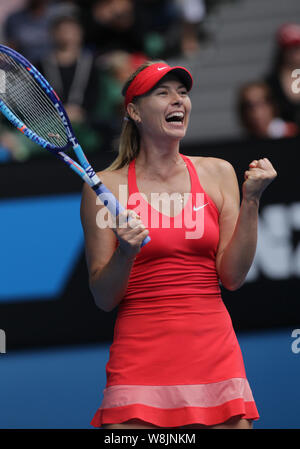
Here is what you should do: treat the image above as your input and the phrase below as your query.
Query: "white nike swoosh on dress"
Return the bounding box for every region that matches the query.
[157,67,168,71]
[193,203,209,211]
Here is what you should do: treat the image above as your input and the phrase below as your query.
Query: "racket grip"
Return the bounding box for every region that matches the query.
[140,235,151,247]
[125,214,151,248]
[93,183,151,247]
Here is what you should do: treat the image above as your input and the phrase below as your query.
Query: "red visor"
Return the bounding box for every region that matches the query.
[124,63,193,108]
[277,23,300,47]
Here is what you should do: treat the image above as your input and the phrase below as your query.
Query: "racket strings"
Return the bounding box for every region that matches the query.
[0,53,68,148]
[9,80,64,144]
[3,70,67,146]
[0,55,67,145]
[0,67,57,137]
[1,56,68,146]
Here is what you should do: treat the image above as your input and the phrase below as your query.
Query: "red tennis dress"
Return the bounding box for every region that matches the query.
[91,153,259,427]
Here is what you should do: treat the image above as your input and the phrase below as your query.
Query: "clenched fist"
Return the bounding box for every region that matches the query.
[112,209,149,258]
[243,158,277,201]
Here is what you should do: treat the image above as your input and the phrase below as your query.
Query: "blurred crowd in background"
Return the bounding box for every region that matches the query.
[237,23,300,141]
[0,0,299,163]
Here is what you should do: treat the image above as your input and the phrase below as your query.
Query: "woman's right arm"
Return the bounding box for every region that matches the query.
[80,177,149,312]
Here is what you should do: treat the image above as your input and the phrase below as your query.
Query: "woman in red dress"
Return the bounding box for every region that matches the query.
[80,61,277,429]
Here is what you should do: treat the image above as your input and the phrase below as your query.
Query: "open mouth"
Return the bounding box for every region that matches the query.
[165,111,184,124]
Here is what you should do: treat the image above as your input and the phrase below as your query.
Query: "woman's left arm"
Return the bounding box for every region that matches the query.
[215,157,277,291]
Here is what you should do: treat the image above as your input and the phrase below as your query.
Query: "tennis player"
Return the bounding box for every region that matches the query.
[80,61,277,429]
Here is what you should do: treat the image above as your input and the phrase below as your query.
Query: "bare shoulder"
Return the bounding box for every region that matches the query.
[188,156,238,192]
[184,156,238,213]
[188,155,236,176]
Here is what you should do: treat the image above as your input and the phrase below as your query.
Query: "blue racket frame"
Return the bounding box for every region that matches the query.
[0,44,150,247]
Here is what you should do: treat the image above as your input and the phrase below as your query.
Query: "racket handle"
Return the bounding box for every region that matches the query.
[93,183,150,247]
[140,234,151,247]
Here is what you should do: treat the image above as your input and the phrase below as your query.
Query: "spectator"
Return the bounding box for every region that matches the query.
[134,0,208,58]
[49,0,80,19]
[0,122,31,162]
[83,0,143,56]
[2,0,53,64]
[0,0,26,42]
[265,23,300,127]
[133,0,181,58]
[95,51,147,140]
[82,0,182,59]
[237,81,299,139]
[176,0,207,57]
[37,15,100,154]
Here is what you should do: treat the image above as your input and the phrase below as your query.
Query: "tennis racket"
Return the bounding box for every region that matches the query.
[0,44,150,247]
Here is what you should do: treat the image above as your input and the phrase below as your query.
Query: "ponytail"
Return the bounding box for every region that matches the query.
[106,117,140,171]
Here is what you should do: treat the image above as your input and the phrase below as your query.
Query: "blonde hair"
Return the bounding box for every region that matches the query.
[106,60,166,171]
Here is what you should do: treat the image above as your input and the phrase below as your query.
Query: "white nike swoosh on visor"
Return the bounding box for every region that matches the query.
[157,67,168,71]
[193,203,209,211]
